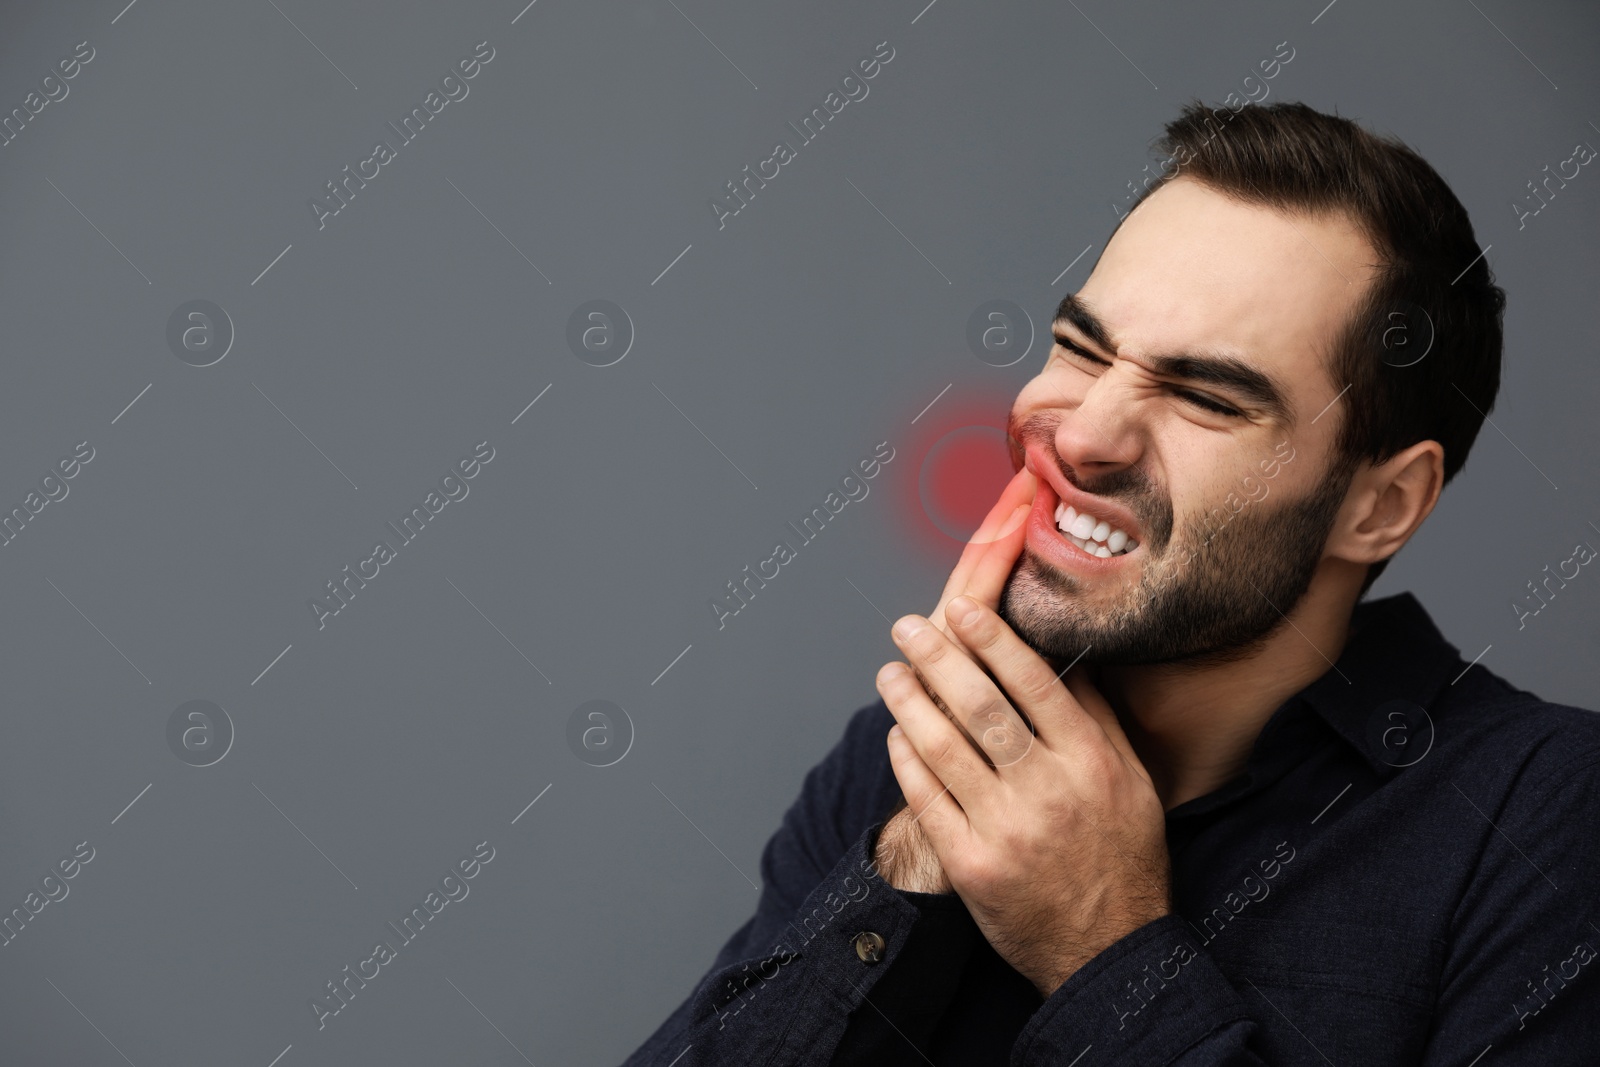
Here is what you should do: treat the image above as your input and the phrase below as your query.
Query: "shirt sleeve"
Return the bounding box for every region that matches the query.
[621,701,982,1067]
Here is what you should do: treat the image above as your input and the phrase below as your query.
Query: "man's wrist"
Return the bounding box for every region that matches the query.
[871,806,952,895]
[1033,904,1174,998]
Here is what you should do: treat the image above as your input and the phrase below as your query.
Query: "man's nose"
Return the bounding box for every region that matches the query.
[1052,373,1143,479]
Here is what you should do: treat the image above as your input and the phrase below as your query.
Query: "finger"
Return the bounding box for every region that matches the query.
[890,616,1035,771]
[930,472,1036,647]
[884,724,968,847]
[937,469,1037,606]
[905,662,1002,769]
[943,595,1109,759]
[965,467,1037,548]
[960,494,1031,611]
[936,502,1030,661]
[1062,665,1148,781]
[875,660,996,806]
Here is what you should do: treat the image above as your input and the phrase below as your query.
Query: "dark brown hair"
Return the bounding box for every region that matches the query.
[1122,100,1505,592]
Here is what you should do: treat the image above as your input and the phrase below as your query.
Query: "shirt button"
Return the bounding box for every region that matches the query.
[853,931,887,964]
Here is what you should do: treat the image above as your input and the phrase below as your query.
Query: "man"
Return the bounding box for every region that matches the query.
[625,101,1600,1064]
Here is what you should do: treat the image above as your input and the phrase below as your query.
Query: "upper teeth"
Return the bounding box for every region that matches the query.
[1054,503,1138,558]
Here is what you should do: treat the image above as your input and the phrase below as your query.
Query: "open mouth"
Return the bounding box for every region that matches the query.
[1053,502,1139,558]
[1023,444,1146,568]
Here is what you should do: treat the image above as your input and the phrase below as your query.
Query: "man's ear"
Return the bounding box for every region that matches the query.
[1331,440,1445,566]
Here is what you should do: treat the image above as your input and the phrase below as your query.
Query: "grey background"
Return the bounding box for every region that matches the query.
[0,0,1596,1063]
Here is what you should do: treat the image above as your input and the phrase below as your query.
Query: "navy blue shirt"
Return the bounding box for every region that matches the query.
[624,593,1600,1065]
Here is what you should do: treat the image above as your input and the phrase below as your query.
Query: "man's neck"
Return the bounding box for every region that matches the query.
[1087,571,1361,811]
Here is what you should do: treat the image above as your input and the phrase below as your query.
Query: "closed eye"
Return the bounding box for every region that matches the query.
[1174,390,1242,417]
[1053,334,1244,418]
[1053,335,1110,368]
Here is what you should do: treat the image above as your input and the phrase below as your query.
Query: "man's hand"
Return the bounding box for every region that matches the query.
[871,468,1035,895]
[875,596,1172,999]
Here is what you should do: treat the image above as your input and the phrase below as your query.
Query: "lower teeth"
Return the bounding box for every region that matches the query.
[1059,528,1125,557]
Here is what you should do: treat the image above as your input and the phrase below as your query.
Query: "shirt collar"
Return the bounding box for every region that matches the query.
[1289,591,1468,774]
[1165,592,1468,822]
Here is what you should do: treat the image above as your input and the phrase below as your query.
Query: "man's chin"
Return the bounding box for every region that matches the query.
[997,545,1251,668]
[997,552,1105,665]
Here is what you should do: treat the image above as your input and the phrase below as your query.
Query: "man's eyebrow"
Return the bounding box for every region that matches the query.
[1050,292,1292,422]
[1053,291,1118,353]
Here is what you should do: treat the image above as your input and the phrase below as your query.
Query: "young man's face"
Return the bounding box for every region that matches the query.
[1001,177,1380,665]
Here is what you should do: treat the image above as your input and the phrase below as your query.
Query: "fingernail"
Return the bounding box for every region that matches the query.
[997,504,1030,537]
[947,596,980,627]
[888,724,904,740]
[892,616,926,641]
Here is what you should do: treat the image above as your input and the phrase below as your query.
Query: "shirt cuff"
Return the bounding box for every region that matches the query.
[1011,913,1252,1065]
[707,819,936,1060]
[785,819,947,1001]
[828,824,982,1063]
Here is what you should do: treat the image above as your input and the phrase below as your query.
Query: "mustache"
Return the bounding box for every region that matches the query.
[1007,414,1174,549]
